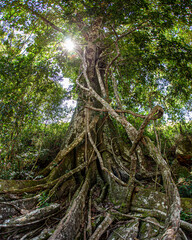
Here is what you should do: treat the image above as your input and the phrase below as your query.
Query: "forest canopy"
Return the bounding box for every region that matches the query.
[1,0,191,121]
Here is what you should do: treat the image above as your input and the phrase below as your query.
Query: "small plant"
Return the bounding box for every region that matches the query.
[178,175,192,198]
[38,191,50,208]
[180,211,192,223]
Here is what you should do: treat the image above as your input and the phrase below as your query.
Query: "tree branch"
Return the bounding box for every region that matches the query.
[85,105,163,120]
[129,105,164,155]
[18,4,66,35]
[105,42,120,100]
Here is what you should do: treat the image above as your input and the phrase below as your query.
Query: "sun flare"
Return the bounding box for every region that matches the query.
[64,38,75,51]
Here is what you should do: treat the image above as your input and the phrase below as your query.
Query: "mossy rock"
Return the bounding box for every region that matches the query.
[171,159,190,178]
[108,180,128,206]
[132,187,167,212]
[176,135,192,156]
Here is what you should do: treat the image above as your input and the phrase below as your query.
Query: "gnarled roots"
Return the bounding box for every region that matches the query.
[0,113,191,240]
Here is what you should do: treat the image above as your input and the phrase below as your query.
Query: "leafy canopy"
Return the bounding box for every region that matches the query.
[0,0,192,121]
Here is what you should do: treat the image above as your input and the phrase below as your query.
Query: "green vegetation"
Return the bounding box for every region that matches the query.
[0,122,69,179]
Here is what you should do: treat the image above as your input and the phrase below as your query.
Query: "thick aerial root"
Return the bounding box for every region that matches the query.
[39,116,99,178]
[89,213,114,240]
[0,161,91,195]
[21,228,54,240]
[86,185,96,237]
[48,170,92,240]
[146,137,181,239]
[0,179,46,193]
[130,206,192,234]
[125,154,137,211]
[0,203,60,228]
[0,195,39,220]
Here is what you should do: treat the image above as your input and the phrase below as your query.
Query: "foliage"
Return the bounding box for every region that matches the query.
[1,0,191,123]
[178,174,192,198]
[0,122,69,179]
[38,191,50,208]
[0,19,73,177]
[180,210,192,223]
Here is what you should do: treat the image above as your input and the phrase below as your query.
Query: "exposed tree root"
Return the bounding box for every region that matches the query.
[146,137,181,239]
[21,228,54,240]
[89,213,114,240]
[49,169,93,240]
[39,116,99,178]
[0,195,39,220]
[131,206,192,234]
[0,105,189,239]
[0,203,60,228]
[0,179,46,193]
[111,209,164,228]
[0,160,93,195]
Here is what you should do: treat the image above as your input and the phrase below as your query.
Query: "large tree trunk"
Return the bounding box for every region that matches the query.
[0,26,190,239]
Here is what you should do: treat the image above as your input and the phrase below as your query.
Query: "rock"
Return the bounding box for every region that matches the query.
[171,159,190,178]
[108,219,139,240]
[176,135,192,167]
[132,187,167,212]
[132,187,192,215]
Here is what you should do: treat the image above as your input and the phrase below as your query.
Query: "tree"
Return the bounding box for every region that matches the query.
[0,23,68,176]
[0,1,192,239]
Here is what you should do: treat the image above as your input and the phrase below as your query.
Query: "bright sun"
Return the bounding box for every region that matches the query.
[64,38,75,51]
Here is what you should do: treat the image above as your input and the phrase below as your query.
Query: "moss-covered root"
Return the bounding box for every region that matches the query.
[0,179,46,193]
[0,203,60,228]
[48,170,92,240]
[0,195,40,221]
[131,206,192,235]
[146,137,181,240]
[89,213,114,240]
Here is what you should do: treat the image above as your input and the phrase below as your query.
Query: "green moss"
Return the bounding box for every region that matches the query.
[139,217,160,239]
[132,187,167,212]
[181,198,192,213]
[171,159,190,178]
